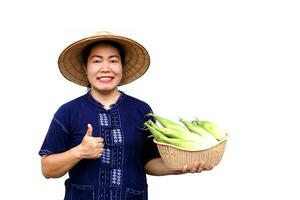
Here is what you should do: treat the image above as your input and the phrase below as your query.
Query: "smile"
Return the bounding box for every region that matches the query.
[98,77,112,81]
[97,76,114,83]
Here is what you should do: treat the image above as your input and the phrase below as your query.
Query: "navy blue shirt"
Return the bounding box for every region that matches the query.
[39,91,160,200]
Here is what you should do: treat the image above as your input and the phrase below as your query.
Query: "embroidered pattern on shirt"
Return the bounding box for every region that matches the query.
[111,168,122,186]
[101,148,111,164]
[111,128,123,146]
[98,108,124,200]
[99,113,109,126]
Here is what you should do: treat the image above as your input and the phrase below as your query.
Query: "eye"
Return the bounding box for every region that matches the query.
[110,59,119,64]
[92,59,101,64]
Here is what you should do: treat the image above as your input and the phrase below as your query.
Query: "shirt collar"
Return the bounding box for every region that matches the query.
[87,90,125,110]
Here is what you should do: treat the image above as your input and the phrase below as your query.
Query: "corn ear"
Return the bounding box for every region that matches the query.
[144,120,210,150]
[159,127,209,144]
[144,121,167,143]
[146,113,184,129]
[180,118,218,145]
[144,122,208,151]
[192,120,227,140]
[143,114,227,151]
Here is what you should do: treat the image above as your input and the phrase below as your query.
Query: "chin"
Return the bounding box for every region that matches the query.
[96,86,118,92]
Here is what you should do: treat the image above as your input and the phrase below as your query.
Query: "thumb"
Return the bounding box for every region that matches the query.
[86,124,93,137]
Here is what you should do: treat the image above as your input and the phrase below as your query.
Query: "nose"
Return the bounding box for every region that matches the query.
[100,61,111,72]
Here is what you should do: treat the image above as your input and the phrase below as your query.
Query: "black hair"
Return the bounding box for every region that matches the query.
[82,40,125,65]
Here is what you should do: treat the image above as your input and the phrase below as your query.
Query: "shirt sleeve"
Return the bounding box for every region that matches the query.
[143,131,161,165]
[38,106,70,156]
[142,107,161,165]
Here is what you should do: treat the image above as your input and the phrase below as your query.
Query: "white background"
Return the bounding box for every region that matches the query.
[0,0,299,199]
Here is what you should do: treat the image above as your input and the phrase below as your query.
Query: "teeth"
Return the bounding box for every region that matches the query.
[99,77,112,81]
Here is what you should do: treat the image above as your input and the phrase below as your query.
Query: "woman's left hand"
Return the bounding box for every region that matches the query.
[182,162,214,173]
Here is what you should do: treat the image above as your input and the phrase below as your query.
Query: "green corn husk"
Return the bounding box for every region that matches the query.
[179,118,218,145]
[145,118,207,143]
[144,114,228,151]
[192,119,227,141]
[146,113,184,130]
[144,121,210,150]
[159,127,209,144]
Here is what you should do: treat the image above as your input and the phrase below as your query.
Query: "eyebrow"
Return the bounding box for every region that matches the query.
[89,55,120,59]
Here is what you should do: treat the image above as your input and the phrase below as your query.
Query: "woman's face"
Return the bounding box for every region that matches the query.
[86,43,123,93]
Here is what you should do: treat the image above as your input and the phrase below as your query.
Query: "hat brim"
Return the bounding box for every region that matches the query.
[58,34,150,86]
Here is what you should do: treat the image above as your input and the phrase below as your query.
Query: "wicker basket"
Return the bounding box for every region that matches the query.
[154,137,228,170]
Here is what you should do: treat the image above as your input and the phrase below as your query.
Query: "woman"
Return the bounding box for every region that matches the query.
[39,32,212,200]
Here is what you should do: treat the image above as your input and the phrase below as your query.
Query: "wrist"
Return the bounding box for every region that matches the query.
[72,145,84,160]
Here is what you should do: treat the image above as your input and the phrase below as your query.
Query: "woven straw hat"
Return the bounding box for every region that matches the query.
[58,31,150,86]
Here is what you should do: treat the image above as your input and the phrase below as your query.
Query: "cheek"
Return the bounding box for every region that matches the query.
[86,69,96,83]
[86,65,97,75]
[116,67,123,76]
[113,65,123,76]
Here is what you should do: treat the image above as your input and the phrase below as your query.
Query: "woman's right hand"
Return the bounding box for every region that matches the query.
[77,124,104,159]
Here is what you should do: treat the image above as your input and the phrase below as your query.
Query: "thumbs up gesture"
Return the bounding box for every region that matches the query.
[78,124,104,159]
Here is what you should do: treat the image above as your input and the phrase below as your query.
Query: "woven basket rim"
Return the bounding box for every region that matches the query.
[153,135,228,152]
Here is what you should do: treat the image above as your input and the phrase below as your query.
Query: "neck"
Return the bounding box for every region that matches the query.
[90,88,121,109]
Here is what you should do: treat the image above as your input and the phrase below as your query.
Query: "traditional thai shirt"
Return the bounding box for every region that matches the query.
[39,91,160,200]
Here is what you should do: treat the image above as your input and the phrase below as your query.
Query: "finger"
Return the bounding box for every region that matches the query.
[191,162,199,173]
[205,165,213,170]
[99,143,104,148]
[95,137,104,143]
[182,165,188,173]
[86,124,93,137]
[197,161,205,172]
[98,148,105,158]
[197,167,203,173]
[99,148,104,154]
[199,161,206,168]
[95,142,104,148]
